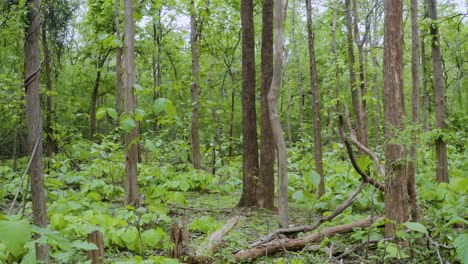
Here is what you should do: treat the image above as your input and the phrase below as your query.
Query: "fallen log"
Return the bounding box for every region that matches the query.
[250,181,367,247]
[234,216,383,262]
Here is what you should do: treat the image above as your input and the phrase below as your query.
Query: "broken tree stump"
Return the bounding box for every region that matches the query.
[87,230,104,264]
[170,217,192,260]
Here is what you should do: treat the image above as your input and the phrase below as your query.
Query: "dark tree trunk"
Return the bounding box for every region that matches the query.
[190,1,202,170]
[90,67,101,140]
[290,0,304,139]
[427,0,449,183]
[228,73,236,157]
[408,0,420,221]
[124,0,139,206]
[25,0,50,261]
[305,0,324,197]
[421,31,430,132]
[258,0,275,210]
[238,0,259,207]
[383,0,408,237]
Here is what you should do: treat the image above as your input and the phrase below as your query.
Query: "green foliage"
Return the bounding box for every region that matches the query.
[0,216,31,261]
[189,216,223,235]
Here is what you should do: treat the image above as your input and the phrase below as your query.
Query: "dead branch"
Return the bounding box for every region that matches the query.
[338,115,385,192]
[195,216,242,256]
[343,105,385,177]
[234,216,384,262]
[249,181,367,248]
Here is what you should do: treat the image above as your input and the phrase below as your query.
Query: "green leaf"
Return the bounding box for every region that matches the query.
[71,240,98,251]
[135,108,146,121]
[0,218,31,258]
[292,190,304,201]
[142,228,166,248]
[121,226,138,245]
[96,107,107,121]
[133,83,143,92]
[454,233,468,264]
[305,170,321,189]
[145,139,157,153]
[403,222,428,234]
[107,108,118,120]
[119,113,136,132]
[153,98,167,114]
[165,100,176,117]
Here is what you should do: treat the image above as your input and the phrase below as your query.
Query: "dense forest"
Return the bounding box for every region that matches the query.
[0,0,466,263]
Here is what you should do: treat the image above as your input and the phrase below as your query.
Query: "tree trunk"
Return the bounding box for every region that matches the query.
[421,31,430,131]
[269,0,288,227]
[290,0,304,140]
[152,13,163,133]
[383,0,408,237]
[115,0,122,121]
[305,0,325,197]
[190,2,202,170]
[124,0,139,206]
[345,0,362,146]
[408,0,420,221]
[352,0,369,148]
[258,0,275,210]
[41,17,53,157]
[370,4,381,146]
[25,0,50,261]
[427,0,449,183]
[228,73,236,157]
[238,0,259,207]
[90,67,100,140]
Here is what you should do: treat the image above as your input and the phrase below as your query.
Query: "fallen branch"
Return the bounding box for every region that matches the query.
[234,216,383,262]
[195,216,242,256]
[249,181,367,248]
[338,115,384,192]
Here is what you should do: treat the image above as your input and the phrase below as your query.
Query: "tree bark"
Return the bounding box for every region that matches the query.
[352,0,370,148]
[291,0,304,140]
[427,0,449,183]
[345,0,363,147]
[383,0,408,237]
[25,0,50,262]
[41,13,53,157]
[370,3,381,146]
[115,0,122,121]
[305,0,325,197]
[124,0,139,206]
[190,2,202,170]
[258,0,275,210]
[238,0,259,207]
[269,0,288,227]
[421,31,430,131]
[408,0,420,221]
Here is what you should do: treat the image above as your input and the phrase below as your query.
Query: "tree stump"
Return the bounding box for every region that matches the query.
[87,230,104,264]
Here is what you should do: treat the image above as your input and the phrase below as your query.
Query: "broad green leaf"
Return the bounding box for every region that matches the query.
[0,219,31,257]
[305,170,321,189]
[142,228,164,248]
[107,108,118,120]
[135,108,146,121]
[121,226,138,245]
[165,100,176,117]
[96,107,107,120]
[292,190,304,201]
[145,139,157,153]
[133,83,143,92]
[153,98,167,113]
[71,240,98,250]
[403,222,428,234]
[119,113,136,132]
[454,233,468,264]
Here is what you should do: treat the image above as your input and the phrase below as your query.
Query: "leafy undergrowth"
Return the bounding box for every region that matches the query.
[0,136,467,263]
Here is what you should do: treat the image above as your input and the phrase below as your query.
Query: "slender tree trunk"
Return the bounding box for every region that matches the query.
[90,66,100,140]
[115,0,122,121]
[383,0,408,237]
[258,0,275,209]
[345,0,363,145]
[352,0,369,148]
[408,0,420,221]
[41,17,53,157]
[152,16,163,133]
[421,31,430,131]
[190,2,202,170]
[13,127,18,172]
[331,5,341,112]
[305,0,324,197]
[427,0,449,183]
[290,0,304,140]
[238,0,259,207]
[25,0,50,261]
[269,0,288,228]
[124,0,139,206]
[228,72,236,157]
[371,4,381,146]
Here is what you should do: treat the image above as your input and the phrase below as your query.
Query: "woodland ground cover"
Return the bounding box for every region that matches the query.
[1,132,466,263]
